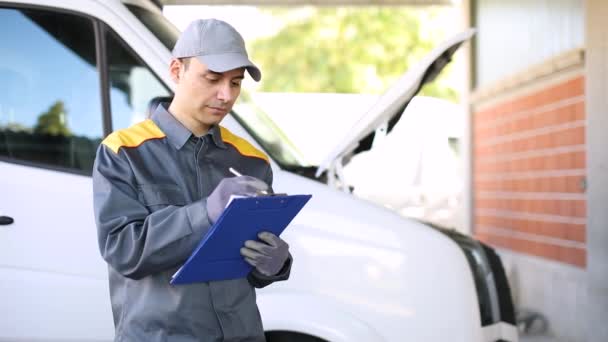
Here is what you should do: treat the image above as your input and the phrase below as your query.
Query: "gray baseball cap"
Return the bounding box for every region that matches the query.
[172,19,261,82]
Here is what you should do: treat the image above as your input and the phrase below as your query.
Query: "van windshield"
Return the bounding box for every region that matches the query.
[125,4,312,170]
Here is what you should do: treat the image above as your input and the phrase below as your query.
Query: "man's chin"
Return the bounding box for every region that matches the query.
[201,112,228,127]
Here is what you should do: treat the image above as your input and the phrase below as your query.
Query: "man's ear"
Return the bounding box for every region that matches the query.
[169,59,183,83]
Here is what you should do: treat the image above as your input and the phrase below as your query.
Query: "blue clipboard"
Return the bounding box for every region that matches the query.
[170,194,312,285]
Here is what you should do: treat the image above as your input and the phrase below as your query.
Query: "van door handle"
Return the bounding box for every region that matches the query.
[0,216,14,225]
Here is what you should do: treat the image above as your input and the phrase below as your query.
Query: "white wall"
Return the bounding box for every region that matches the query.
[474,0,584,87]
[585,1,608,341]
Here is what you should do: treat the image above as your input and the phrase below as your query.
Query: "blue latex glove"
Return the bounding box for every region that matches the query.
[241,232,289,276]
[206,176,269,224]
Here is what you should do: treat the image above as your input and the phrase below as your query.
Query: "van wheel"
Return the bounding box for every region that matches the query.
[265,330,328,342]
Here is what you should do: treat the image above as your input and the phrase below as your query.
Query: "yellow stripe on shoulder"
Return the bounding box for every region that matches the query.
[102,119,166,154]
[219,126,269,163]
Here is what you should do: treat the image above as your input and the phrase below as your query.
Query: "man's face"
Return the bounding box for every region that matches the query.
[173,57,245,127]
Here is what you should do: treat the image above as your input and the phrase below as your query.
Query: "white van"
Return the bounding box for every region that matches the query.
[0,0,518,341]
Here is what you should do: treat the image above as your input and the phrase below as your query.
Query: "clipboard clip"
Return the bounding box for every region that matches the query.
[255,190,287,197]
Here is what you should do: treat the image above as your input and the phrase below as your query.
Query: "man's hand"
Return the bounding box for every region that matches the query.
[206,176,269,223]
[241,232,289,276]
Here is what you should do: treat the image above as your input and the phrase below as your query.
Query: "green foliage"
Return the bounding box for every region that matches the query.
[34,100,72,136]
[250,7,458,101]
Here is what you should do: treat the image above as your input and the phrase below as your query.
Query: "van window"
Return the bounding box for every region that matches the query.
[105,27,171,130]
[0,7,103,174]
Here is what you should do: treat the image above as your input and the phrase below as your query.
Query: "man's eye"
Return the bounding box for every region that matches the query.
[205,77,220,83]
[231,81,242,87]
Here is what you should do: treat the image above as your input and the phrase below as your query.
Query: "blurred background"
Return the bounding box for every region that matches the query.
[162,2,600,341]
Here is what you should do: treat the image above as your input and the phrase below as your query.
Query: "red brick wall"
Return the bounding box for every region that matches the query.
[473,76,586,267]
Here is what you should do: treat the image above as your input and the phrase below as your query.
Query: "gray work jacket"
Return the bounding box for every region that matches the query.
[92,103,291,342]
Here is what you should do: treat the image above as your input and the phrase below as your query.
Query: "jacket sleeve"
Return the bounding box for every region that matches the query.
[247,253,293,288]
[92,144,212,280]
[247,164,294,288]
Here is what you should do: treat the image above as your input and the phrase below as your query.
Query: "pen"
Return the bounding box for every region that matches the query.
[228,167,242,177]
[228,167,269,195]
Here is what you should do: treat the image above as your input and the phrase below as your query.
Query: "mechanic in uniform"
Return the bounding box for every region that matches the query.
[92,18,291,341]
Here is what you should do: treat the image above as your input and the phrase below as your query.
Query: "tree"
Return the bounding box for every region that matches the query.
[250,7,457,101]
[34,100,72,136]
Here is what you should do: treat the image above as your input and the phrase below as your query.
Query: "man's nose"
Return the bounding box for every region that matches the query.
[217,82,234,102]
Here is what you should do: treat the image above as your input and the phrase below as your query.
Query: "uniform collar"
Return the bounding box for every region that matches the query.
[207,125,227,149]
[151,102,226,150]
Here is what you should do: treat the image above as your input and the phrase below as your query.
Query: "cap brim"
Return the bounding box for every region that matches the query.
[197,53,261,82]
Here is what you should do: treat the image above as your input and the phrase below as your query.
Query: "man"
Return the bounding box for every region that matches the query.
[92,19,292,341]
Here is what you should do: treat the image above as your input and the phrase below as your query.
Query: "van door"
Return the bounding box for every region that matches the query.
[0,5,113,341]
[0,1,181,339]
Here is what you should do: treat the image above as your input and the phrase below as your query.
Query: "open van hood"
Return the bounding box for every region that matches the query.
[315,29,475,179]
